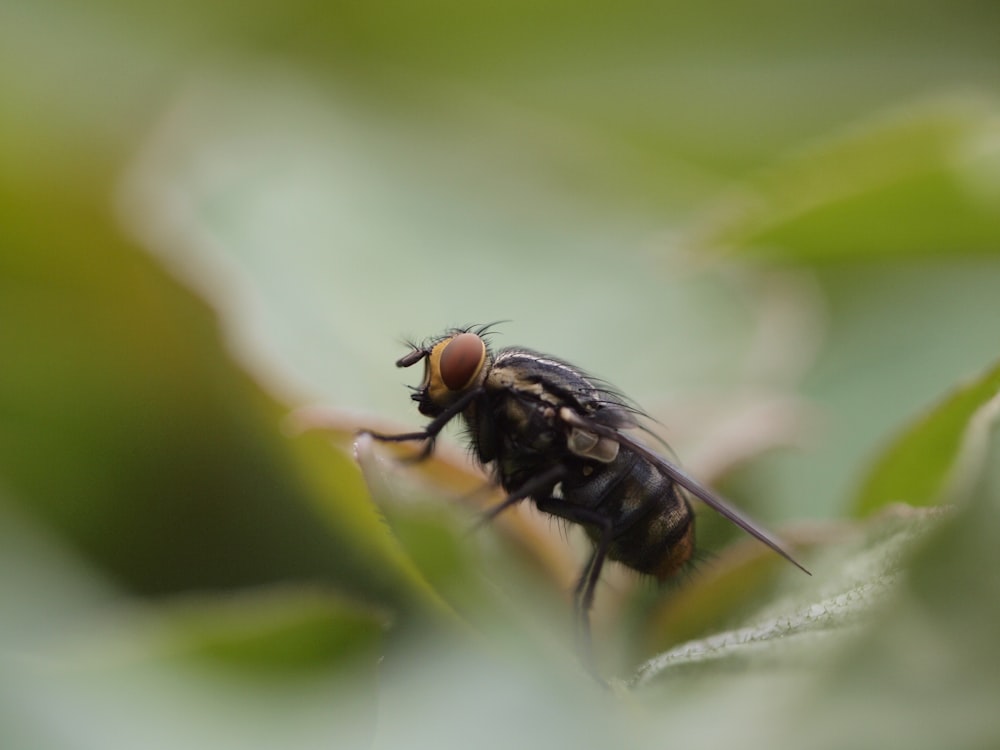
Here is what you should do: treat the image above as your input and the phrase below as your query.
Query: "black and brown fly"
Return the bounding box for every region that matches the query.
[364,324,809,645]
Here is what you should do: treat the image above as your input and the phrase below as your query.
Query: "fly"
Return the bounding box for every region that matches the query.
[363,324,809,648]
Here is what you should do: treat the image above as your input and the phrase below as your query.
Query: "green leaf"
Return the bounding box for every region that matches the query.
[688,97,1000,263]
[0,161,440,620]
[630,507,941,685]
[0,499,384,750]
[851,357,1000,517]
[100,588,387,676]
[1,592,384,750]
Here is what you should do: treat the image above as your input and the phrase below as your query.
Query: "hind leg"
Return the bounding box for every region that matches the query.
[533,497,614,668]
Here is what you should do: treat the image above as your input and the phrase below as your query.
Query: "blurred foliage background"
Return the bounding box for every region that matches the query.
[3,1,1000,748]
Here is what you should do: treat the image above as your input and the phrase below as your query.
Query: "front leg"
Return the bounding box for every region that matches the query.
[361,387,483,460]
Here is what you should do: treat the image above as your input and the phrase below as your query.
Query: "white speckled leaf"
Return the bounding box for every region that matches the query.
[632,507,943,685]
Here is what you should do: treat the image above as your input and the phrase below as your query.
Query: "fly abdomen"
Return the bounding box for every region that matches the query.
[608,486,694,581]
[568,450,695,581]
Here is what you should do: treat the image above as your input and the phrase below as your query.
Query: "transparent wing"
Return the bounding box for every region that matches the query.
[558,408,811,575]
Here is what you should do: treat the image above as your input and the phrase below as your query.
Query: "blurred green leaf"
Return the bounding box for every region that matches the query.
[0,157,440,620]
[0,498,382,750]
[101,588,386,677]
[688,97,1000,262]
[790,428,1000,750]
[1,592,383,750]
[851,357,1000,516]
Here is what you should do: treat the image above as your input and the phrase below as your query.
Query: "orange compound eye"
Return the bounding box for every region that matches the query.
[439,333,486,391]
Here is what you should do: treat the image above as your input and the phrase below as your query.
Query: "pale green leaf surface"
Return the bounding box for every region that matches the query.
[632,507,941,685]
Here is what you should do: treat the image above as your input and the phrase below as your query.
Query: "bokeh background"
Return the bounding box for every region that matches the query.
[3,1,1000,748]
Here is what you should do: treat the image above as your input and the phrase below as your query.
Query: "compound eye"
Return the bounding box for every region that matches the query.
[439,333,486,391]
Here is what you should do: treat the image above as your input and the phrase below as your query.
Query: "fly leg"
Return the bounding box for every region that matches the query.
[361,387,483,461]
[574,532,611,649]
[533,496,614,671]
[476,464,567,526]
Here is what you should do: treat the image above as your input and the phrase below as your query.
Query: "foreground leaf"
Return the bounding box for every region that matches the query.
[630,506,942,685]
